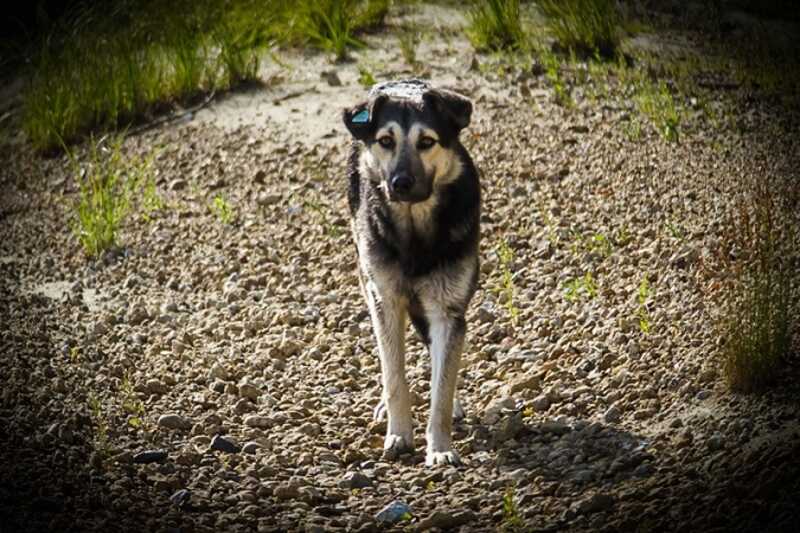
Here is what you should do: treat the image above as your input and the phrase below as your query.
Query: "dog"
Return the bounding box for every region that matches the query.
[342,79,480,466]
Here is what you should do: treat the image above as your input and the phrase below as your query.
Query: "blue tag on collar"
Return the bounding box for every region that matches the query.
[352,109,369,124]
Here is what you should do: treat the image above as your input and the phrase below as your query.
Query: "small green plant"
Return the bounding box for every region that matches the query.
[615,224,632,247]
[70,135,149,257]
[87,391,111,461]
[589,233,613,257]
[296,0,367,61]
[467,0,525,52]
[399,25,421,68]
[501,485,523,532]
[357,64,377,88]
[664,220,683,241]
[536,0,621,58]
[637,276,651,334]
[120,374,146,429]
[210,194,235,224]
[564,272,598,302]
[635,78,681,142]
[496,239,520,324]
[69,346,81,363]
[140,175,164,222]
[541,48,572,107]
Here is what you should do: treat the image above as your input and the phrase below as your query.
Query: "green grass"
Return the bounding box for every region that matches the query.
[536,0,621,58]
[564,272,598,302]
[22,0,389,152]
[467,0,525,52]
[120,373,146,429]
[210,194,236,225]
[399,24,421,68]
[635,78,681,142]
[637,276,652,334]
[357,64,377,87]
[501,485,523,532]
[70,134,150,257]
[495,239,520,325]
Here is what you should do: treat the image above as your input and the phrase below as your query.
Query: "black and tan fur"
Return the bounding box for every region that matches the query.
[343,80,479,466]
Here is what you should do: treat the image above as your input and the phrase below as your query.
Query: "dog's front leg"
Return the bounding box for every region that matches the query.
[365,282,414,457]
[426,312,465,466]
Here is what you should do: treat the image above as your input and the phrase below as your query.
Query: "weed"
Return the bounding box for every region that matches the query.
[357,64,377,88]
[120,373,146,429]
[295,0,366,61]
[69,346,81,363]
[635,77,681,142]
[614,225,632,247]
[467,0,525,52]
[399,25,421,68]
[713,178,798,393]
[536,0,621,58]
[501,485,523,532]
[210,194,235,224]
[70,135,149,257]
[140,175,165,223]
[87,391,111,460]
[664,220,683,241]
[590,233,613,257]
[495,239,520,324]
[541,48,572,107]
[564,272,597,302]
[637,276,651,334]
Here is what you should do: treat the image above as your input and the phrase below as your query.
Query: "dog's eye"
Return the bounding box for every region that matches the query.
[378,136,395,149]
[418,136,436,149]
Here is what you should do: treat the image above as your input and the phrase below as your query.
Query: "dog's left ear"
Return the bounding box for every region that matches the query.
[424,88,472,134]
[343,95,387,142]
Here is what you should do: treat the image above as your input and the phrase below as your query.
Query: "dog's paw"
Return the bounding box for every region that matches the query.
[373,400,387,422]
[453,397,466,421]
[383,433,414,461]
[425,449,462,467]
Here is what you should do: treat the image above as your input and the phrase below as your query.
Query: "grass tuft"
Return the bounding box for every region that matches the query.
[536,0,621,58]
[715,178,798,393]
[69,134,150,257]
[467,0,525,52]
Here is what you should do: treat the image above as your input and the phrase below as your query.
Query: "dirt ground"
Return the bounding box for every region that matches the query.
[1,3,799,533]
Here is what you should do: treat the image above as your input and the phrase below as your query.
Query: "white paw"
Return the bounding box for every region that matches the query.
[373,399,387,422]
[426,449,461,467]
[383,433,414,460]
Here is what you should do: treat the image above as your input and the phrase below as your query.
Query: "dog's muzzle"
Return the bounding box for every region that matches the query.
[390,174,415,198]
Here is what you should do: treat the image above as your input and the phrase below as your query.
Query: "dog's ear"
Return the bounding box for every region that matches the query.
[343,95,387,142]
[424,88,472,134]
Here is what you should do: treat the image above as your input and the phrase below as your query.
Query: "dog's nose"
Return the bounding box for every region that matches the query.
[391,174,415,195]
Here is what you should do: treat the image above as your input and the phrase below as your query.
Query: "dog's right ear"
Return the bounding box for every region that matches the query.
[343,95,386,142]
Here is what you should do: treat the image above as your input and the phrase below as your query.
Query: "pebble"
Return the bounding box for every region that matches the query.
[169,489,191,509]
[531,394,551,412]
[604,405,622,423]
[158,414,192,430]
[210,435,241,453]
[417,510,476,530]
[133,450,168,464]
[242,441,260,454]
[375,501,411,525]
[338,471,372,490]
[244,415,272,429]
[574,493,615,514]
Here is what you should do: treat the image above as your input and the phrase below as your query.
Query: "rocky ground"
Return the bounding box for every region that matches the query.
[1,4,799,533]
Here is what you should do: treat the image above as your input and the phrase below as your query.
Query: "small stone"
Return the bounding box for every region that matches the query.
[238,382,261,401]
[210,434,241,453]
[169,489,191,509]
[375,500,411,525]
[477,305,496,324]
[234,398,255,414]
[338,471,372,490]
[146,379,168,395]
[244,415,272,429]
[209,363,230,381]
[531,394,551,412]
[505,375,541,395]
[604,405,621,424]
[242,441,260,454]
[254,169,266,184]
[158,414,192,431]
[321,70,342,86]
[417,510,476,530]
[133,449,168,464]
[274,483,300,501]
[169,179,188,191]
[707,433,725,451]
[494,412,524,443]
[575,493,614,514]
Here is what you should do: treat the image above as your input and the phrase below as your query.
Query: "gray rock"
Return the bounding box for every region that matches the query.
[505,374,541,395]
[604,405,621,423]
[210,435,241,453]
[531,394,551,412]
[209,363,230,381]
[243,415,272,429]
[274,483,300,501]
[169,489,191,508]
[238,382,261,401]
[494,412,524,443]
[575,493,614,514]
[158,414,192,430]
[133,449,168,464]
[375,500,411,525]
[338,471,372,490]
[707,433,725,451]
[417,510,476,530]
[242,441,260,454]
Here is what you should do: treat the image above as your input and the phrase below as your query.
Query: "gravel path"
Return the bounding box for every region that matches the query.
[1,5,799,532]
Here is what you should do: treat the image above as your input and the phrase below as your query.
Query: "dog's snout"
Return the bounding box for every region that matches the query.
[391,174,415,195]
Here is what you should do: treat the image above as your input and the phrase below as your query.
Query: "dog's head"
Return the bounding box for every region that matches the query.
[343,79,472,203]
